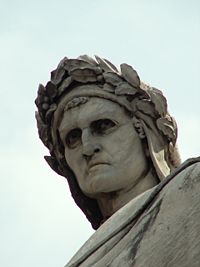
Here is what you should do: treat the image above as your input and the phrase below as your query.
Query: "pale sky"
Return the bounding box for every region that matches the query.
[1,1,200,266]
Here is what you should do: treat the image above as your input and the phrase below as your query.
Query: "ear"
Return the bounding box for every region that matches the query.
[132,117,146,139]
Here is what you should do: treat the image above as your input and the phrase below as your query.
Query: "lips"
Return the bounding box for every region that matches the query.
[88,162,110,170]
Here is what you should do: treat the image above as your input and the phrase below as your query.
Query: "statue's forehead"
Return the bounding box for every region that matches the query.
[59,96,128,133]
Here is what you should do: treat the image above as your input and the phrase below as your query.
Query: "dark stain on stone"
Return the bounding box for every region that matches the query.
[106,200,162,267]
[181,164,200,191]
[128,198,163,265]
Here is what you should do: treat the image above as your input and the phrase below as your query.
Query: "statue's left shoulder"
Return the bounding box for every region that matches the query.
[131,158,200,267]
[175,157,200,189]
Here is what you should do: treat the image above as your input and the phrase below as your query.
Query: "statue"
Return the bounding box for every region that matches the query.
[35,55,200,267]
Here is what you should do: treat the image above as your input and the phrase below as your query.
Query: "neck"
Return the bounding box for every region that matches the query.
[96,169,158,220]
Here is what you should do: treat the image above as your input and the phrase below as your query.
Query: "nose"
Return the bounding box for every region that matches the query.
[82,129,101,158]
[82,143,101,157]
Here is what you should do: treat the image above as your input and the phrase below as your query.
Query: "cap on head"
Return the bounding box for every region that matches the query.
[35,55,181,229]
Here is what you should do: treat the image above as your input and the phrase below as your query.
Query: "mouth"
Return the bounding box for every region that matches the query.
[88,162,110,170]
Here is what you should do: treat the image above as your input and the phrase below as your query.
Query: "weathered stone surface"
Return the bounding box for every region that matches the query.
[34,55,199,267]
[65,159,200,267]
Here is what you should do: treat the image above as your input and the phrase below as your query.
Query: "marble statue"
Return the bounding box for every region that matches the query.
[35,55,200,267]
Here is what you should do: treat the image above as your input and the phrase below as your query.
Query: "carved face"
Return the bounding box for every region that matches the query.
[59,95,149,197]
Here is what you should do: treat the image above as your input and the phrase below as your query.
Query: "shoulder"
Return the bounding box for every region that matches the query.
[171,157,200,190]
[154,157,200,203]
[159,157,200,216]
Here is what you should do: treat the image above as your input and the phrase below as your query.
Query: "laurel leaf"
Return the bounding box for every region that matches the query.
[103,72,123,86]
[103,83,115,93]
[70,68,97,83]
[156,116,177,144]
[45,82,57,98]
[149,87,167,117]
[95,55,117,72]
[120,63,140,88]
[103,58,118,72]
[78,55,98,66]
[64,59,93,72]
[58,77,73,96]
[115,82,137,96]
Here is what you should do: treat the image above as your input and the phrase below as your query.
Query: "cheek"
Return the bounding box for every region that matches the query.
[105,125,142,157]
[64,148,83,174]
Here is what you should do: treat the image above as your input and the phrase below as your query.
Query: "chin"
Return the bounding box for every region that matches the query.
[83,171,123,196]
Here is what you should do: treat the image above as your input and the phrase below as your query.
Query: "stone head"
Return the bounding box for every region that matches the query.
[35,55,181,229]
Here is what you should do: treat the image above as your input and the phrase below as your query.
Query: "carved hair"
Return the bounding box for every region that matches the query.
[35,55,181,229]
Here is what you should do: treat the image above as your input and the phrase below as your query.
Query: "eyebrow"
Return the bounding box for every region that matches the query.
[59,123,77,136]
[59,115,118,134]
[58,105,128,137]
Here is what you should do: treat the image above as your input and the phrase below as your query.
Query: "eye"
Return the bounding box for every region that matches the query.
[91,119,116,135]
[65,128,82,149]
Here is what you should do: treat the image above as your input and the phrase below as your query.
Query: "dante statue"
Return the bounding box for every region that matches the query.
[35,55,200,267]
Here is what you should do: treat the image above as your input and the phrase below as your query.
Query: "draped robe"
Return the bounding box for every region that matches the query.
[65,157,200,267]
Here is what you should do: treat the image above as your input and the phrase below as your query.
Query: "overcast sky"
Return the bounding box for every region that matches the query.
[1,1,200,266]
